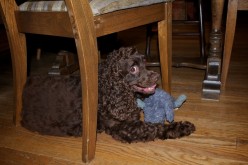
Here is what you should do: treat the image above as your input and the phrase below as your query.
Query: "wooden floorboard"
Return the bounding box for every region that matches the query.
[0,21,248,164]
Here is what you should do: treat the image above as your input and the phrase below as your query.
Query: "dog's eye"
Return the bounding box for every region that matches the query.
[130,65,139,74]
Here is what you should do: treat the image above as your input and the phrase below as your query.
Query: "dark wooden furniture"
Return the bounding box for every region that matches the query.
[0,0,173,163]
[221,0,248,89]
[201,0,224,100]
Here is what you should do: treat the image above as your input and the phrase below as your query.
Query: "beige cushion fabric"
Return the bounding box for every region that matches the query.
[19,0,173,16]
[90,0,171,15]
[19,1,67,12]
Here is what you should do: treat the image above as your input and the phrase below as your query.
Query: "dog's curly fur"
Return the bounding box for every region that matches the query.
[21,75,82,136]
[21,47,195,143]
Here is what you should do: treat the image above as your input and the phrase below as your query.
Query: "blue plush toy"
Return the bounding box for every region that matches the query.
[137,88,186,124]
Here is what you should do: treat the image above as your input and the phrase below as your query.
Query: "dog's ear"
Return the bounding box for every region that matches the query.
[130,53,145,61]
[132,54,145,59]
[117,59,129,77]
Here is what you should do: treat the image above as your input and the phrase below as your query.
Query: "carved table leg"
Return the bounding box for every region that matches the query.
[202,0,224,100]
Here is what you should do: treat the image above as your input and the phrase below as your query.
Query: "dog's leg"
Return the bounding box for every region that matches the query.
[108,120,195,143]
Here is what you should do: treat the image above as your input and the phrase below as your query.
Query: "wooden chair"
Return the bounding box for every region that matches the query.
[221,0,248,88]
[0,0,173,163]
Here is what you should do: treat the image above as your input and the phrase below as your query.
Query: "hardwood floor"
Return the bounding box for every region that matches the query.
[0,20,248,164]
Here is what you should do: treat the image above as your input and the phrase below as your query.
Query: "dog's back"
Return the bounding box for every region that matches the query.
[21,75,82,136]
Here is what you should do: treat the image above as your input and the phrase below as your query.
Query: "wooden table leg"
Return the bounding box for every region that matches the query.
[202,0,225,100]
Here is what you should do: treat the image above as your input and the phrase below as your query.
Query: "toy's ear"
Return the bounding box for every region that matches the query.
[174,94,187,108]
[136,98,145,109]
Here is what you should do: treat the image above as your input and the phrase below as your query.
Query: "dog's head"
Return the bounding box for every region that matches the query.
[117,48,159,95]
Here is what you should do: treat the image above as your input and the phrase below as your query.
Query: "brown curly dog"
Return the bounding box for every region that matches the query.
[21,47,195,143]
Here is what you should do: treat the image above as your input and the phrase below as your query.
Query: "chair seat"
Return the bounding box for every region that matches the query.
[19,0,171,16]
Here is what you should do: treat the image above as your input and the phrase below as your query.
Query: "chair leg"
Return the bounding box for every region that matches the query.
[78,50,98,163]
[65,0,98,162]
[158,2,172,93]
[221,0,238,89]
[0,0,27,126]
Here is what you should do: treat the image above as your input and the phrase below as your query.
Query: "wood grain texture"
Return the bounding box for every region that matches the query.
[211,0,224,31]
[15,11,73,38]
[222,0,248,89]
[221,0,238,89]
[0,0,27,126]
[94,3,164,37]
[238,0,248,10]
[158,2,172,93]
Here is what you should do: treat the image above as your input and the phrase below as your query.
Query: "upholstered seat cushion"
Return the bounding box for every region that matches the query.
[19,0,172,16]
